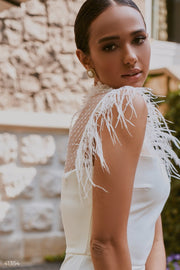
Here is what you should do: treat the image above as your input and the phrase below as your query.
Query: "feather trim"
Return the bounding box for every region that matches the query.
[75,86,180,199]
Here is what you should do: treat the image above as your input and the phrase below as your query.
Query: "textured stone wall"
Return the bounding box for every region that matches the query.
[158,0,168,41]
[134,0,145,15]
[0,0,83,263]
[0,128,68,264]
[0,0,89,115]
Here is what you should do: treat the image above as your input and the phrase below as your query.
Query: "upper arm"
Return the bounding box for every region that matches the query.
[91,94,148,243]
[146,216,166,270]
[153,216,164,243]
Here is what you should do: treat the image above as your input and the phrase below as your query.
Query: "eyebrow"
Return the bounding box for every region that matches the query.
[98,29,146,44]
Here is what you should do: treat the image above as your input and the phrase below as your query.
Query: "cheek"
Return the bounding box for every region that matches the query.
[91,52,120,75]
[142,43,151,68]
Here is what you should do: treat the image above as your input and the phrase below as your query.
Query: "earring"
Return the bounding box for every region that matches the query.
[87,68,96,78]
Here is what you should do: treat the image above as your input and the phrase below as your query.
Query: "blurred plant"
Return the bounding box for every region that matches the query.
[165,89,180,151]
[167,254,180,270]
[161,89,180,255]
[44,253,65,263]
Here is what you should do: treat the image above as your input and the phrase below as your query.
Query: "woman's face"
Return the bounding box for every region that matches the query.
[87,5,151,88]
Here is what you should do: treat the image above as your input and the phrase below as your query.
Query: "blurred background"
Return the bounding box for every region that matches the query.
[0,0,179,268]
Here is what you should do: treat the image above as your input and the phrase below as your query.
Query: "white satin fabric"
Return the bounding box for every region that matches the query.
[60,154,170,270]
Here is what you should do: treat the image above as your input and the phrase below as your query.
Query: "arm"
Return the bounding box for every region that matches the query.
[90,94,148,270]
[146,216,166,270]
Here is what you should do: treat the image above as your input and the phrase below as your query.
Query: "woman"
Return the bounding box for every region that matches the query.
[60,1,180,269]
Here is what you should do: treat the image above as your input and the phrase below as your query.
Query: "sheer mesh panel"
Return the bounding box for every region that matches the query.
[64,93,106,173]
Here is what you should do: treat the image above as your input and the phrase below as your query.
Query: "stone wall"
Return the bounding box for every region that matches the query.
[0,0,90,115]
[134,0,145,15]
[0,126,68,265]
[158,0,168,41]
[0,0,88,264]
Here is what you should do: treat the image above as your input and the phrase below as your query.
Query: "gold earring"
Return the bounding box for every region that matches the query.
[87,68,96,78]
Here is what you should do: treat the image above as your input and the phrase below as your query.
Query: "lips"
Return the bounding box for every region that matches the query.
[121,69,142,78]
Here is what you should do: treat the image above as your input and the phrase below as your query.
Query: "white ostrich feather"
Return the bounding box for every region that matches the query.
[75,85,180,199]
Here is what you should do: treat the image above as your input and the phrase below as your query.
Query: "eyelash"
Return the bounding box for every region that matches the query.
[102,36,147,52]
[133,36,147,45]
[102,43,119,52]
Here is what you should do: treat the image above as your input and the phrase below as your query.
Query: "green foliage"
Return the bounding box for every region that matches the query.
[167,255,180,270]
[165,90,180,151]
[161,89,180,255]
[162,179,180,255]
[168,262,176,270]
[44,253,65,263]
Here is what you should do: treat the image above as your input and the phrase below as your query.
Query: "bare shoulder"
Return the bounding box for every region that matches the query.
[130,92,148,115]
[109,90,148,141]
[120,90,148,117]
[127,92,148,131]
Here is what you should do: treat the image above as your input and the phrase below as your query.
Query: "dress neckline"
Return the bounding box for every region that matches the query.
[89,82,112,96]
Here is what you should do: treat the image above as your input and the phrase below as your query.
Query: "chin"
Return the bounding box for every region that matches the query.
[113,82,143,89]
[127,81,145,88]
[103,79,145,89]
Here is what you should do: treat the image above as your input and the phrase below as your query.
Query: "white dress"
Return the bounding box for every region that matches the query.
[60,85,180,270]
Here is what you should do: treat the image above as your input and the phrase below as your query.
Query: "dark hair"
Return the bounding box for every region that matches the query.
[74,0,145,54]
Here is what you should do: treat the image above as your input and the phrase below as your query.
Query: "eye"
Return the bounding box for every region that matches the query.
[133,36,147,45]
[102,43,119,52]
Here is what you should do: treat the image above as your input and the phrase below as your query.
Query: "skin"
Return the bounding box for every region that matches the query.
[76,4,166,270]
[146,216,166,270]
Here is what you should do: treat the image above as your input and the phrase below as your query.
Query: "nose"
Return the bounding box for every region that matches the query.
[123,45,138,67]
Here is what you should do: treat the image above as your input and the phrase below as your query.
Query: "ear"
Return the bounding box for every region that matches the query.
[76,49,91,70]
